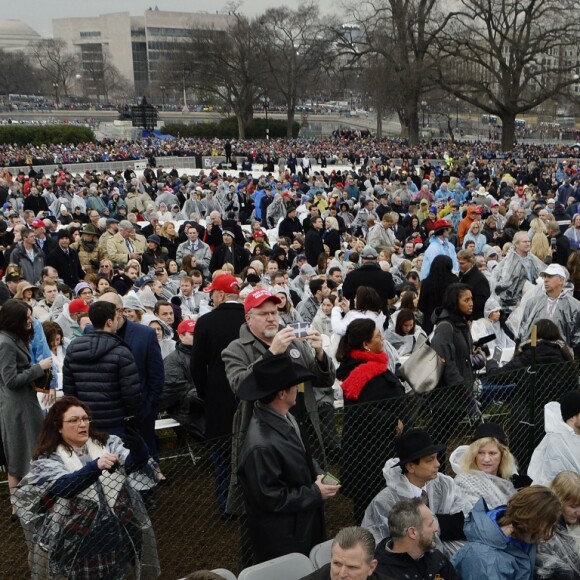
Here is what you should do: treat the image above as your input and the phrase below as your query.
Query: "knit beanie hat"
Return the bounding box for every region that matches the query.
[559,391,580,422]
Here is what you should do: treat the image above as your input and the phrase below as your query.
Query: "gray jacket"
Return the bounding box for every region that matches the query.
[175,239,212,276]
[518,285,580,349]
[222,323,336,513]
[10,243,45,284]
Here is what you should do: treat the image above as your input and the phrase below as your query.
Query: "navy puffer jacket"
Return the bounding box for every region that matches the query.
[63,331,143,430]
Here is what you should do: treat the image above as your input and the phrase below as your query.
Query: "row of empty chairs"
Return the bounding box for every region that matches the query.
[201,539,333,580]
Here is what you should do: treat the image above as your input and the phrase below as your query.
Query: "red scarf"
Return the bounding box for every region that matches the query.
[340,350,389,401]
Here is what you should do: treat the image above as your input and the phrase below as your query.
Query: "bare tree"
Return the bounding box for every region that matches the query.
[0,50,41,96]
[255,2,333,138]
[158,12,262,138]
[436,0,580,150]
[337,0,451,145]
[30,39,80,106]
[81,46,131,102]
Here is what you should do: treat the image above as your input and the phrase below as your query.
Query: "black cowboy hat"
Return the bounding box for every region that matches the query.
[237,354,315,401]
[393,428,446,467]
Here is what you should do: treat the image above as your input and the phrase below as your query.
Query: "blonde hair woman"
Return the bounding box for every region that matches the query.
[450,422,517,511]
[530,230,551,263]
[159,221,179,261]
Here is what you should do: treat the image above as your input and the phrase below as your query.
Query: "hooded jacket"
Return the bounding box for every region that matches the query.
[528,401,580,486]
[449,445,517,512]
[517,283,580,350]
[361,457,470,558]
[63,331,143,430]
[452,498,537,580]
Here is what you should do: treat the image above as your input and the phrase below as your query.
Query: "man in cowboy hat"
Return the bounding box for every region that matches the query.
[237,354,341,564]
[362,428,470,558]
[70,223,106,276]
[420,219,459,280]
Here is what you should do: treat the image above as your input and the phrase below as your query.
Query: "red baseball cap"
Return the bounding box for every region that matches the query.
[177,319,196,335]
[31,219,45,228]
[68,298,89,314]
[203,273,240,294]
[244,288,282,314]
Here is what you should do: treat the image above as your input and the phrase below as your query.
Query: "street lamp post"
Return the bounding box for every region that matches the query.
[455,97,460,128]
[262,97,270,140]
[52,82,59,108]
[160,85,166,111]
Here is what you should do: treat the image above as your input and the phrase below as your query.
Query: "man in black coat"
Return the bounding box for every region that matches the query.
[237,354,341,564]
[342,246,396,316]
[63,301,143,435]
[209,229,250,274]
[45,229,85,289]
[192,273,245,518]
[305,216,325,267]
[278,206,304,240]
[457,249,491,321]
[301,527,392,580]
[546,220,571,267]
[374,498,459,580]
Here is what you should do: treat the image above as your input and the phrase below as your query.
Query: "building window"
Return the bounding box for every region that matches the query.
[80,31,101,38]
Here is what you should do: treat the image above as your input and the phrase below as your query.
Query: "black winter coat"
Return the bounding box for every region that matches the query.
[192,302,246,438]
[278,216,303,240]
[459,266,491,321]
[336,357,406,522]
[46,246,85,289]
[237,404,325,564]
[162,342,205,439]
[375,539,459,580]
[418,273,459,335]
[209,242,250,274]
[431,309,474,389]
[305,228,324,267]
[63,331,143,430]
[342,263,396,316]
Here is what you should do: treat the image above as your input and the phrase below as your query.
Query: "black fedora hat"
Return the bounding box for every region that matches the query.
[237,354,315,401]
[393,428,446,467]
[472,422,508,446]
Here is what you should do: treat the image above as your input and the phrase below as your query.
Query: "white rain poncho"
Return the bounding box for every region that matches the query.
[361,457,471,557]
[517,283,580,349]
[449,445,516,512]
[528,401,580,486]
[491,247,545,308]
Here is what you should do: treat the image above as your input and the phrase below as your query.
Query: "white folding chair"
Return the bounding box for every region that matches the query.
[238,553,315,580]
[212,569,238,580]
[309,539,333,569]
[154,416,199,466]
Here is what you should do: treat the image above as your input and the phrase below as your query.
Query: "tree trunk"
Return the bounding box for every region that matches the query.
[501,115,516,151]
[406,104,420,146]
[287,108,295,139]
[398,109,408,139]
[375,104,383,138]
[236,113,246,140]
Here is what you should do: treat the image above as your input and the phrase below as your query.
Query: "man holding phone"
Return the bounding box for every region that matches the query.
[223,288,336,566]
[237,354,340,564]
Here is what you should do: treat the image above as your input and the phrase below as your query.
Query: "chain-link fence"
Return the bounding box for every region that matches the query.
[1,359,578,578]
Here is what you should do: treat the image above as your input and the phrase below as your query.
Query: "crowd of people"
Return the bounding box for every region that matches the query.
[0,140,579,578]
[1,134,580,168]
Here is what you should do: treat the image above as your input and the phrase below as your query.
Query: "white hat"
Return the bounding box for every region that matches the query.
[540,264,568,280]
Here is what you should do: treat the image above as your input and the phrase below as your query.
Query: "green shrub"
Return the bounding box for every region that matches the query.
[163,118,300,139]
[0,125,95,146]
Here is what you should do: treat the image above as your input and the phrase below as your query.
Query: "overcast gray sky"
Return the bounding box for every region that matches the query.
[2,0,337,37]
